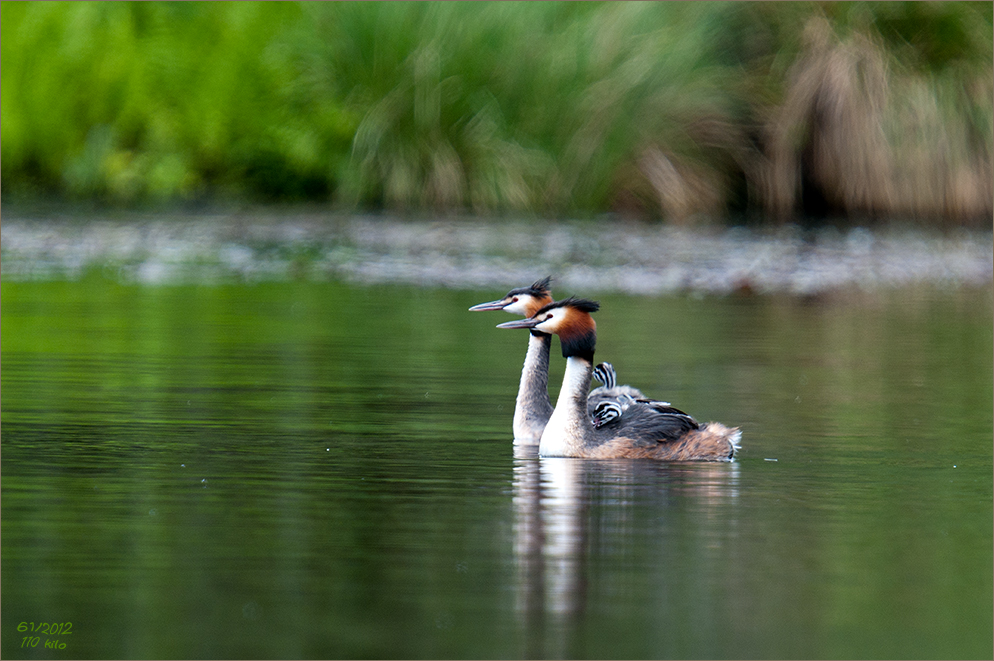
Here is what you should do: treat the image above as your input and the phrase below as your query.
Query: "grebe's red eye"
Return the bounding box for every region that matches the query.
[511,296,519,302]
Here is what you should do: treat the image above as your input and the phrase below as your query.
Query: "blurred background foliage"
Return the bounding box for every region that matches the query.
[2,1,991,224]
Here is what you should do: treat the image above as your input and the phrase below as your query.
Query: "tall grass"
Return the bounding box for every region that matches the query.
[296,2,744,217]
[2,2,356,202]
[755,6,993,223]
[2,1,991,224]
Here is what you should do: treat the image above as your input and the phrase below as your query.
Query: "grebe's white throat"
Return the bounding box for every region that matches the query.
[540,356,594,457]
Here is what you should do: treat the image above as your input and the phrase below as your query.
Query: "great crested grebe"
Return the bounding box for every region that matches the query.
[470,278,643,445]
[469,278,555,444]
[497,297,740,461]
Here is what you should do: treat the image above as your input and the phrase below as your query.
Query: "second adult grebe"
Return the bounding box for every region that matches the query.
[497,297,740,461]
[469,278,555,445]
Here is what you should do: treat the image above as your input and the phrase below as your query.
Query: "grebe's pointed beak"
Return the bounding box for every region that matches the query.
[496,318,539,330]
[469,299,509,312]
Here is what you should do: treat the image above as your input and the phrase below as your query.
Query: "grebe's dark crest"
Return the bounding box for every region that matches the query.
[497,297,740,461]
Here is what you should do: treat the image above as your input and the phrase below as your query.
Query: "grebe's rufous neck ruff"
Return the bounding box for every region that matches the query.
[556,318,596,362]
[496,296,600,363]
[541,297,598,362]
[526,278,555,336]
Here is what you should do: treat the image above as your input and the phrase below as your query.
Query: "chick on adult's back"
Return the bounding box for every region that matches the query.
[588,362,645,410]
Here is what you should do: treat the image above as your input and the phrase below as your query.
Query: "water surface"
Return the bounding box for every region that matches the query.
[3,278,991,659]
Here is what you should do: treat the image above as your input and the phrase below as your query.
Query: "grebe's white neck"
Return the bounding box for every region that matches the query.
[512,332,553,445]
[539,356,593,457]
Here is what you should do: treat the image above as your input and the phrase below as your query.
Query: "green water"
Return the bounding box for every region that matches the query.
[2,278,992,659]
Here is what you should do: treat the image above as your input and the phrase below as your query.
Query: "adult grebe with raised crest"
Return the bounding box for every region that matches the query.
[469,278,555,445]
[470,278,645,445]
[497,297,740,461]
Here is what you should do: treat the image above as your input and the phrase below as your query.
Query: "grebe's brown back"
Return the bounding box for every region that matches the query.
[497,297,740,461]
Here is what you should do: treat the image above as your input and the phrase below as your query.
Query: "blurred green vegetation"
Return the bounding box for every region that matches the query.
[2,1,991,223]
